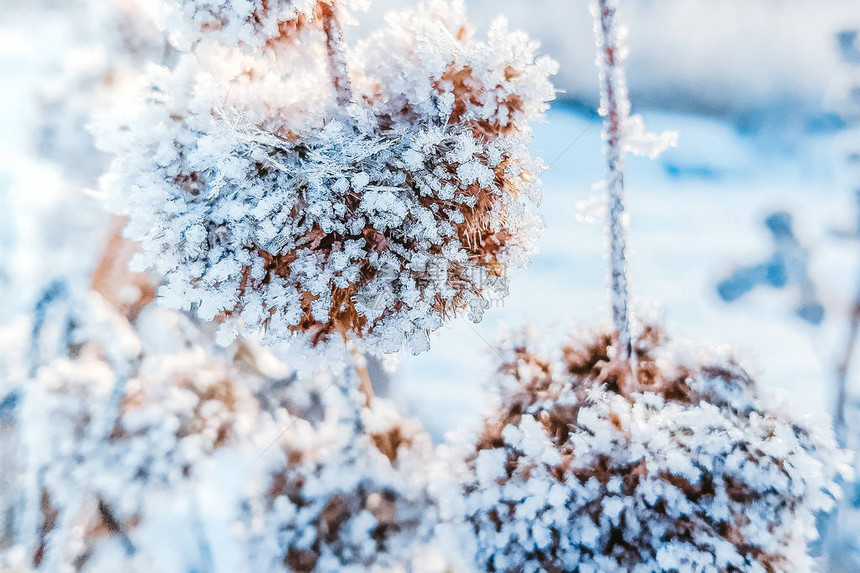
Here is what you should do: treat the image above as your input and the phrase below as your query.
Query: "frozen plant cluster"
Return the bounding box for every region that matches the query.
[241,385,451,573]
[95,0,556,356]
[460,326,849,573]
[1,202,448,572]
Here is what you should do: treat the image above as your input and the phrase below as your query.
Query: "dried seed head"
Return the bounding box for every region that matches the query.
[241,397,443,572]
[96,1,555,356]
[461,326,848,573]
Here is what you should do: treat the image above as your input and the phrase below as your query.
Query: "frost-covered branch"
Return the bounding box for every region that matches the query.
[833,35,860,440]
[835,303,859,436]
[594,0,632,360]
[834,188,860,441]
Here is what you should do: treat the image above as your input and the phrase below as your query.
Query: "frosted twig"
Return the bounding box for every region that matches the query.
[352,348,376,407]
[41,295,141,570]
[594,0,633,361]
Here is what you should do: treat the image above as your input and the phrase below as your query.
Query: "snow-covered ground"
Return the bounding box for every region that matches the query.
[394,105,854,439]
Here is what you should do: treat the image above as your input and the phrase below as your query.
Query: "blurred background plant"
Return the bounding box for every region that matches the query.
[715,26,860,571]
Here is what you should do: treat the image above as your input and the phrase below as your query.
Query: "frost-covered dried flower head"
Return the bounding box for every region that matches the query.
[34,323,266,495]
[163,0,369,51]
[460,326,848,573]
[97,0,555,355]
[241,396,446,572]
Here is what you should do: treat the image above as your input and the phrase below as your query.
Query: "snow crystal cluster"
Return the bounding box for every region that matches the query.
[240,386,452,572]
[95,0,556,355]
[460,326,849,573]
[9,223,452,573]
[0,0,168,556]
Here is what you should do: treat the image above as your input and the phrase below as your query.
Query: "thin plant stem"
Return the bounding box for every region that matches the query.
[595,0,632,360]
[349,347,375,409]
[833,193,860,441]
[319,3,352,107]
